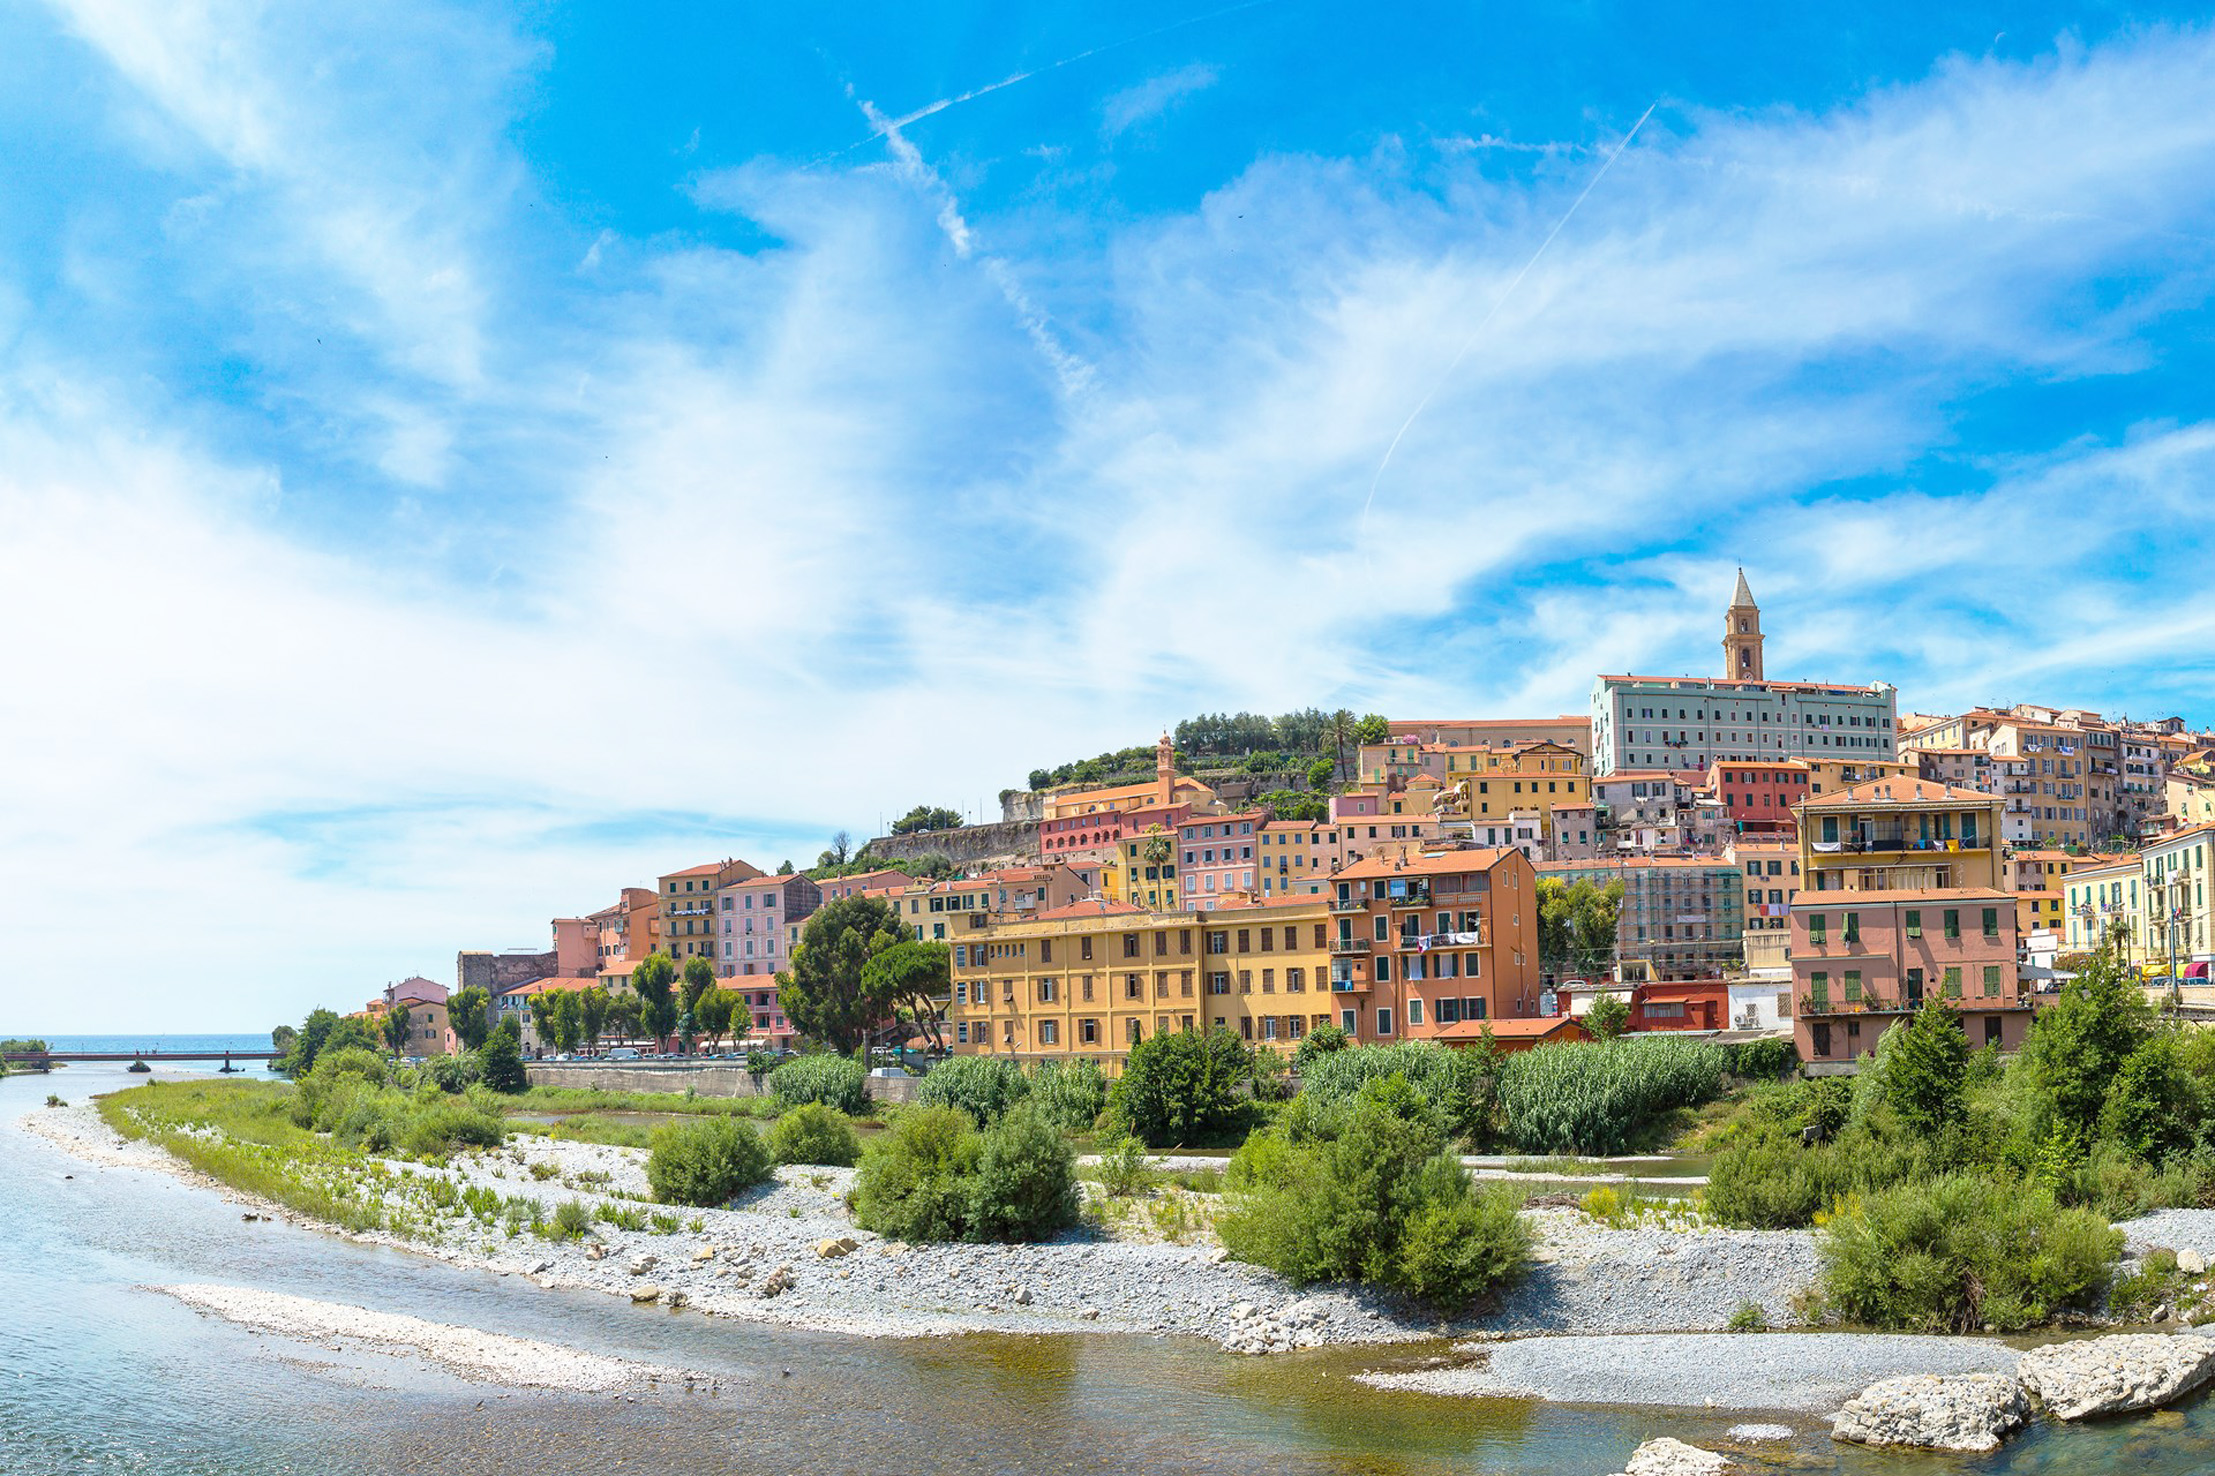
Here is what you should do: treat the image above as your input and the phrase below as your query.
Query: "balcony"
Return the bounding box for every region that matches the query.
[1329,936,1374,955]
[1799,994,1908,1016]
[1331,896,1369,913]
[1397,928,1485,950]
[668,904,713,917]
[1812,833,1988,854]
[1384,887,1436,909]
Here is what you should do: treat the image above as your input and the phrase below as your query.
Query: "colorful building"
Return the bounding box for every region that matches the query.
[1790,889,2029,1068]
[1706,758,1810,836]
[1041,734,1216,822]
[1256,819,1347,898]
[1797,778,2006,895]
[716,871,824,980]
[659,859,762,966]
[1535,855,1748,980]
[1180,810,1266,909]
[1328,848,1543,1042]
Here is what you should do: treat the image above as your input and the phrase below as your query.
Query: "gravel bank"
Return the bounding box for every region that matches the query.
[1481,1209,1818,1334]
[1359,1333,2023,1411]
[37,1101,1827,1355]
[2120,1209,2215,1260]
[158,1284,698,1392]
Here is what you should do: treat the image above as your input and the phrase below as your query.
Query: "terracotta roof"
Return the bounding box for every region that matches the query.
[1337,848,1516,879]
[1538,857,1738,871]
[1432,1016,1588,1041]
[1032,899,1146,921]
[1801,777,1996,808]
[500,975,597,998]
[663,861,727,878]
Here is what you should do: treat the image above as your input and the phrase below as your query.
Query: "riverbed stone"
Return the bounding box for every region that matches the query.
[2017,1333,2215,1419]
[1612,1436,1733,1475]
[2180,1249,2208,1275]
[814,1237,857,1259]
[629,1285,662,1304]
[1830,1373,2028,1453]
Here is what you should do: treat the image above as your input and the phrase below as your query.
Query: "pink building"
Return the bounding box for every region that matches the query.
[817,869,918,903]
[717,872,823,982]
[550,916,599,977]
[1789,887,2032,1069]
[1181,811,1265,909]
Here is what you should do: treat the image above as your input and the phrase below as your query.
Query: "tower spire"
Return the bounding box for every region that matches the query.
[1723,569,1764,681]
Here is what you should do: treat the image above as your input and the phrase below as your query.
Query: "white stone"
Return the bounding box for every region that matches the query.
[1615,1436,1733,1475]
[2017,1333,2215,1419]
[2179,1249,2208,1275]
[1830,1373,2028,1453]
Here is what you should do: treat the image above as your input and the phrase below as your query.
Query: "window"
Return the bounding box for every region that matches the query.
[1943,909,1960,940]
[1843,911,1860,944]
[1983,965,2002,997]
[1843,970,1862,1003]
[1124,974,1143,1001]
[1407,998,1424,1026]
[1810,971,1829,1006]
[1081,936,1094,961]
[1080,1019,1098,1044]
[1904,910,1921,939]
[1982,907,2000,939]
[1943,966,1962,999]
[1376,1007,1394,1036]
[1039,1020,1059,1045]
[1807,913,1827,946]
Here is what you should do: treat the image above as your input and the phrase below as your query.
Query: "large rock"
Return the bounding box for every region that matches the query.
[1610,1436,1732,1475]
[2017,1333,2215,1419]
[1830,1373,2028,1453]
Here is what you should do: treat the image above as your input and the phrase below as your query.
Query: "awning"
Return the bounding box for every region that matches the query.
[2188,962,2210,980]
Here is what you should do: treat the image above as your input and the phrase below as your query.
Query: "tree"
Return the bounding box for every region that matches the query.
[1352,712,1391,746]
[819,830,854,867]
[1537,877,1625,980]
[863,940,953,1052]
[892,805,964,835]
[776,859,795,875]
[1584,992,1629,1041]
[1109,1028,1256,1147]
[631,951,679,1046]
[1306,756,1335,791]
[579,986,610,1051]
[1886,999,1968,1137]
[607,991,644,1043]
[697,988,736,1049]
[448,987,491,1051]
[778,896,906,1053]
[681,955,716,1015]
[550,991,587,1054]
[528,992,556,1051]
[280,1008,341,1076]
[381,1004,412,1057]
[2023,942,2156,1138]
[271,1024,298,1056]
[479,1017,527,1093]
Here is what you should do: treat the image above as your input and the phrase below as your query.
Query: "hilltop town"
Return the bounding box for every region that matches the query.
[352,572,2215,1075]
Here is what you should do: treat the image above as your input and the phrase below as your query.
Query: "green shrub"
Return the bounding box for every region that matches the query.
[769,1054,868,1115]
[1108,1028,1258,1147]
[290,1047,390,1127]
[1726,1301,1769,1332]
[1396,1187,1530,1306]
[1219,1073,1527,1309]
[542,1198,593,1241]
[1720,1037,1798,1081]
[1817,1174,2121,1331]
[479,1023,527,1094]
[1096,1136,1155,1197]
[967,1105,1080,1242]
[421,1054,481,1094]
[853,1105,983,1242]
[1298,1041,1485,1139]
[918,1055,1031,1125]
[646,1117,773,1207]
[395,1098,505,1158]
[1292,1022,1351,1069]
[1497,1036,1726,1154]
[1704,1112,1934,1230]
[768,1103,861,1166]
[1027,1059,1107,1133]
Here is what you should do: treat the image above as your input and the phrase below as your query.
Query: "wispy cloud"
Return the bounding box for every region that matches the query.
[1102,62,1220,137]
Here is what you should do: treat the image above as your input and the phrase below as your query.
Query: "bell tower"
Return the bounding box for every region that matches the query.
[1156,731,1176,808]
[1723,568,1764,681]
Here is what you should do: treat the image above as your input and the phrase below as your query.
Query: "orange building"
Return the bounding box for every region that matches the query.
[1326,847,1543,1043]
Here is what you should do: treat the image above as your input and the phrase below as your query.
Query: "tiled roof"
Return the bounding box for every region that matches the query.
[1032,899,1146,921]
[1801,777,1996,808]
[1337,848,1515,879]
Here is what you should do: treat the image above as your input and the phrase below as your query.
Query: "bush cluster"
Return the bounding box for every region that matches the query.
[1026,1059,1107,1133]
[646,1116,774,1206]
[1497,1036,1725,1154]
[769,1054,868,1116]
[1219,1074,1528,1309]
[1107,1028,1259,1147]
[1817,1175,2121,1331]
[1297,1041,1487,1140]
[768,1104,861,1166]
[852,1103,1078,1243]
[918,1056,1030,1125]
[286,1048,506,1159]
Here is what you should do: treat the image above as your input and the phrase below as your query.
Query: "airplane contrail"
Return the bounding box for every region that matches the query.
[818,0,1283,164]
[1358,100,1661,532]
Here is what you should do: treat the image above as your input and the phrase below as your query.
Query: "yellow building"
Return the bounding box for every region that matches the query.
[2061,858,2143,967]
[2010,849,2126,939]
[1801,757,1918,797]
[1797,778,2007,894]
[2166,772,2215,830]
[947,896,1336,1070]
[1449,741,1590,836]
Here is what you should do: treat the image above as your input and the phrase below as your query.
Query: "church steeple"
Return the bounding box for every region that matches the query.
[1723,569,1764,681]
[1156,731,1176,807]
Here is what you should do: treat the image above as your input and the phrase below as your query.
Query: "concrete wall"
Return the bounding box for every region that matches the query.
[865,820,1040,869]
[523,1061,921,1104]
[459,950,560,993]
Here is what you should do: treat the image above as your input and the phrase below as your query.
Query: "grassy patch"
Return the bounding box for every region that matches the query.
[503,1085,782,1118]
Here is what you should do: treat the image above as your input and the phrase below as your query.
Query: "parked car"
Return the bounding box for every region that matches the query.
[607,1047,641,1061]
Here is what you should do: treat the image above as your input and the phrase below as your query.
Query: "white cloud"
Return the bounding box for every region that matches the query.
[12,24,2215,1030]
[1101,62,1220,137]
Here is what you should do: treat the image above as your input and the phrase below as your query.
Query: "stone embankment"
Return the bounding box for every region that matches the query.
[1829,1372,2030,1452]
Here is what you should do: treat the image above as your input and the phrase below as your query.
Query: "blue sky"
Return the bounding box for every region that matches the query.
[4,2,2215,1030]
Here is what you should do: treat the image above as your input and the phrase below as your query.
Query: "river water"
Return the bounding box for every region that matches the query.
[8,1062,2215,1475]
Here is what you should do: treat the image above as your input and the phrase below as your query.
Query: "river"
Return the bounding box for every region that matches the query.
[7,1061,2215,1475]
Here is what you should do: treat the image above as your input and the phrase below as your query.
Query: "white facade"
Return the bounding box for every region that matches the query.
[1590,674,1899,777]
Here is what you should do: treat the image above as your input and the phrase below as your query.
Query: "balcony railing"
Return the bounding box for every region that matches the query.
[1385,888,1436,908]
[1812,835,1987,854]
[1331,897,1368,913]
[1799,994,1908,1015]
[1329,937,1374,954]
[1397,929,1485,950]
